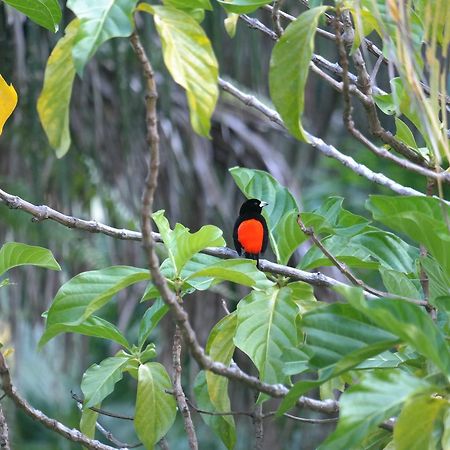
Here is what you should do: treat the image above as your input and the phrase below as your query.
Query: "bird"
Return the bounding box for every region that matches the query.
[233,198,269,269]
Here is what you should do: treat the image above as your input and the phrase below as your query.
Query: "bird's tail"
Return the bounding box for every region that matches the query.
[244,253,260,270]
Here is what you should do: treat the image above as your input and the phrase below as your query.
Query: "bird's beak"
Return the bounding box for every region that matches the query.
[260,201,268,208]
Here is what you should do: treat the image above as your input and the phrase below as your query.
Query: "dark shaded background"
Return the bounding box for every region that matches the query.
[0,1,431,448]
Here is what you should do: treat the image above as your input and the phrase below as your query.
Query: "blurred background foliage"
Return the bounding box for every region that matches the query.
[0,1,440,448]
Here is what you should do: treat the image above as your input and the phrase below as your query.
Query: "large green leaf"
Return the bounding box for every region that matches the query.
[186,259,274,290]
[319,370,433,450]
[138,298,169,349]
[216,0,271,14]
[37,19,79,157]
[3,0,62,32]
[342,286,450,377]
[278,302,399,414]
[39,314,130,348]
[40,266,149,346]
[420,256,450,309]
[299,230,418,272]
[234,287,298,386]
[0,242,60,277]
[134,362,176,449]
[67,0,137,74]
[380,268,422,299]
[394,394,448,450]
[152,210,225,276]
[194,371,236,450]
[269,6,329,141]
[274,211,307,266]
[366,195,450,274]
[205,313,237,422]
[81,356,130,407]
[138,4,218,137]
[229,167,298,262]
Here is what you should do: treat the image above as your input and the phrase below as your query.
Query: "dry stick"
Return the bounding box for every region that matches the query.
[271,0,284,37]
[172,325,198,450]
[0,405,10,450]
[72,393,134,421]
[0,352,123,450]
[253,403,264,450]
[129,26,340,417]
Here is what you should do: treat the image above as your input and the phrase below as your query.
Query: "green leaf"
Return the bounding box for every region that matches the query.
[80,405,98,440]
[234,287,298,386]
[194,371,236,450]
[216,0,271,14]
[299,230,418,272]
[0,242,61,277]
[395,117,418,149]
[380,268,422,299]
[39,315,130,348]
[269,6,329,141]
[67,0,137,74]
[224,12,239,38]
[81,356,130,407]
[366,195,450,277]
[138,4,218,137]
[229,167,298,262]
[420,256,450,304]
[135,362,177,449]
[288,281,317,314]
[342,286,450,377]
[152,210,225,276]
[37,19,79,157]
[205,313,237,419]
[3,0,62,32]
[40,266,149,346]
[278,302,398,414]
[394,394,448,450]
[186,259,274,290]
[319,370,433,450]
[164,0,212,10]
[138,298,169,349]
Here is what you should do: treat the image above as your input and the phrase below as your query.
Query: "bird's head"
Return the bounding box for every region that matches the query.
[239,198,268,215]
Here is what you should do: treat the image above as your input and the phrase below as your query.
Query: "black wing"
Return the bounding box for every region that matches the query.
[233,216,243,256]
[260,214,269,254]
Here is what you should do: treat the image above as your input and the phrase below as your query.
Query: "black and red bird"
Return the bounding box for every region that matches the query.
[233,198,269,268]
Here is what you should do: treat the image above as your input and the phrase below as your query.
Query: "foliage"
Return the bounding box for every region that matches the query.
[1,0,449,449]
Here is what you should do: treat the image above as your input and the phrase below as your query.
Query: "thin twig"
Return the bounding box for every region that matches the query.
[172,325,198,450]
[75,402,141,449]
[263,410,338,423]
[0,352,122,450]
[253,403,263,450]
[72,392,134,421]
[271,0,284,37]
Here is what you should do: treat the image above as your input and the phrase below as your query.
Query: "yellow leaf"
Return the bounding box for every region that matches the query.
[0,74,18,135]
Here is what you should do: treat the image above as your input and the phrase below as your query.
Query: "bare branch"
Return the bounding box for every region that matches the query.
[218,78,450,200]
[72,392,133,421]
[172,325,198,450]
[0,352,122,450]
[271,0,284,37]
[252,403,263,450]
[0,187,365,290]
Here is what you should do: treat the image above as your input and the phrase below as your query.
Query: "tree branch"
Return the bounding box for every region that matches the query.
[218,78,450,200]
[172,325,198,450]
[0,352,123,450]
